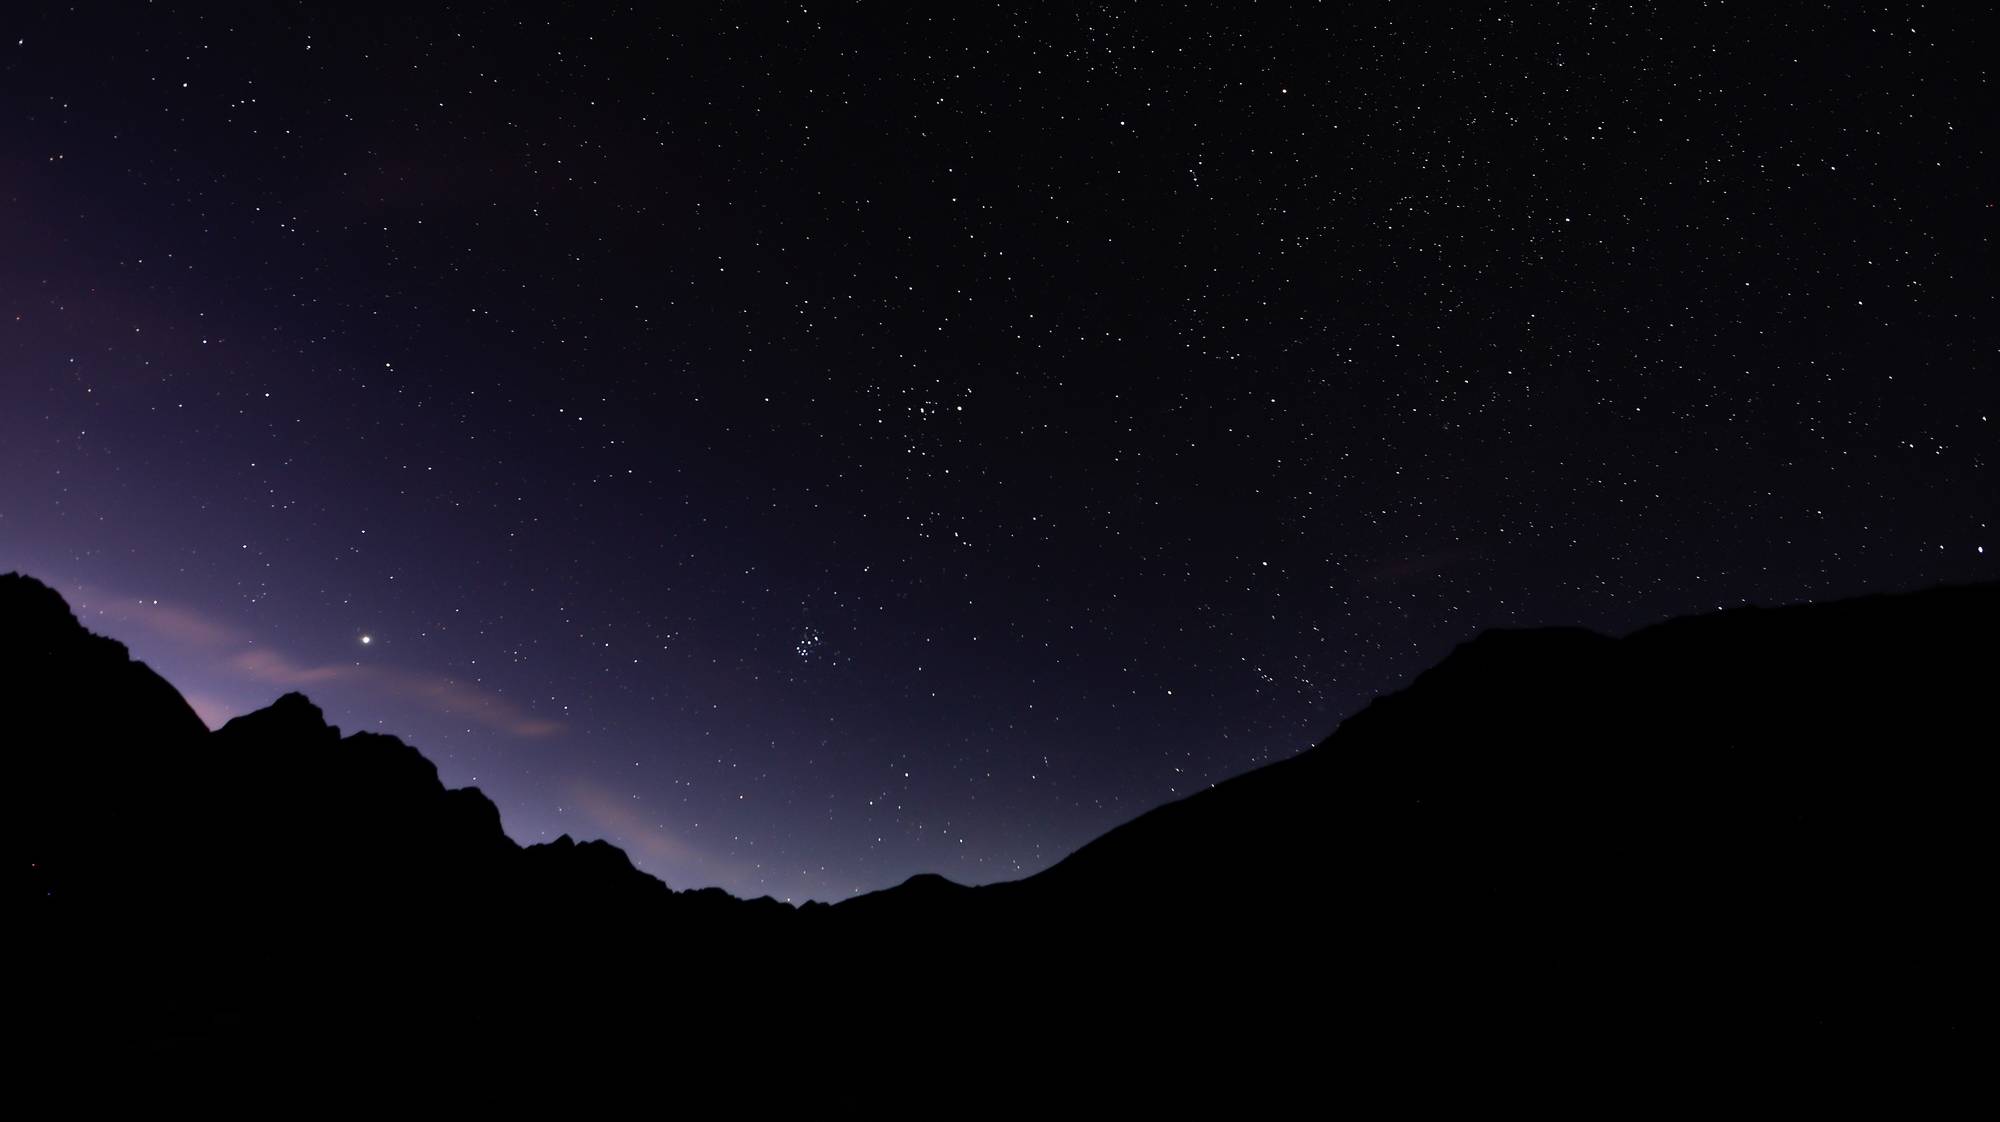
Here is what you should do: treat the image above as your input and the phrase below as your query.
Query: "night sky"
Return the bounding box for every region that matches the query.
[3,5,1991,903]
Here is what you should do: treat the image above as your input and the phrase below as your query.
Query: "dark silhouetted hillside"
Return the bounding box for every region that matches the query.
[12,571,1992,1078]
[827,582,1993,1073]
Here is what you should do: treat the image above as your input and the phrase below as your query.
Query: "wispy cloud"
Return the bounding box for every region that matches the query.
[388,672,564,738]
[231,647,351,687]
[227,647,562,738]
[132,601,251,648]
[565,777,754,892]
[179,692,245,731]
[79,585,561,738]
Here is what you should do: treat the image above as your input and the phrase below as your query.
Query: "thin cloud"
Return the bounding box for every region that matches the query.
[179,692,245,731]
[231,647,352,687]
[229,648,561,738]
[129,600,251,648]
[80,583,561,738]
[382,672,563,738]
[566,777,755,892]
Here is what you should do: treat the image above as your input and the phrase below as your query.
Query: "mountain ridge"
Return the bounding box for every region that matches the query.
[13,570,1992,1072]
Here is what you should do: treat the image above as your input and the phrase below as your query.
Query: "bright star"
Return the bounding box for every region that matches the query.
[359,634,373,645]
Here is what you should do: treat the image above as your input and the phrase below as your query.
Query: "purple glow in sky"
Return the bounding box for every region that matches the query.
[3,5,1991,902]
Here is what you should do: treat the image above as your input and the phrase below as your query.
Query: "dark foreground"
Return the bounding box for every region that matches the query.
[14,572,1989,1091]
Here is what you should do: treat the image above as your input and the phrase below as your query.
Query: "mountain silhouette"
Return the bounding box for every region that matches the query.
[12,571,1990,1080]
